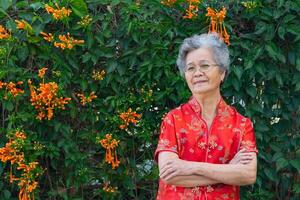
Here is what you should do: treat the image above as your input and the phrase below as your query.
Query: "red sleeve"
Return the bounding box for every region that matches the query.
[239,118,258,154]
[154,112,179,162]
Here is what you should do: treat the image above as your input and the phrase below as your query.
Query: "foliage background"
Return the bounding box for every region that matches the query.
[0,0,299,199]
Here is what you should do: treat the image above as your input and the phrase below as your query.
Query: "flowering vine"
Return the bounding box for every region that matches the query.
[0,25,10,39]
[28,80,71,120]
[54,33,84,50]
[76,91,97,106]
[15,19,33,34]
[119,108,142,130]
[92,70,105,81]
[161,0,176,6]
[40,32,84,49]
[28,68,71,120]
[0,130,42,200]
[45,3,72,20]
[38,67,48,79]
[242,1,258,10]
[140,87,153,103]
[183,0,202,19]
[15,20,26,30]
[98,134,120,169]
[40,32,54,42]
[103,181,118,193]
[0,81,24,99]
[77,15,93,28]
[206,7,230,45]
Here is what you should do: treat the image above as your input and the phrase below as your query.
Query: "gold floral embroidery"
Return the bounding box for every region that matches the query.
[208,135,218,149]
[187,116,203,131]
[207,185,214,192]
[221,193,230,199]
[198,141,206,150]
[240,140,256,151]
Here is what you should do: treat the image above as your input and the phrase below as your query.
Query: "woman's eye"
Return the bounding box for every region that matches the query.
[201,64,210,69]
[187,66,195,71]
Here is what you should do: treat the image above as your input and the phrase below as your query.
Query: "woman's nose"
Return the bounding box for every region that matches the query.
[193,67,205,76]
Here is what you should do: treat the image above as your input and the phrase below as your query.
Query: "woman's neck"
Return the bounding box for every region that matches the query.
[193,90,221,120]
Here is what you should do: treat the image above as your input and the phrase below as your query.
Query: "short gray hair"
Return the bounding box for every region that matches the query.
[176,33,230,77]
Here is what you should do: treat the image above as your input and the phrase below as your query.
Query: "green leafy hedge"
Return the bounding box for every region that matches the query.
[0,0,299,199]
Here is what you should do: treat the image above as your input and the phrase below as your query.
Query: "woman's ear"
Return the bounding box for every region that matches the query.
[220,70,226,82]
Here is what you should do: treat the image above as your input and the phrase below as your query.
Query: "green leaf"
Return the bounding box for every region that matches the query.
[244,59,254,70]
[290,159,300,172]
[87,32,94,49]
[255,121,269,132]
[117,65,126,76]
[295,82,300,91]
[127,21,132,35]
[111,0,121,6]
[80,80,87,91]
[253,46,264,60]
[276,157,288,171]
[296,58,300,71]
[293,183,300,194]
[275,74,283,86]
[254,21,267,35]
[246,86,257,98]
[3,100,14,111]
[3,190,11,199]
[231,78,240,91]
[282,14,296,23]
[107,61,118,73]
[255,63,265,76]
[232,66,243,80]
[30,2,43,10]
[278,26,285,39]
[277,53,286,63]
[0,0,12,11]
[70,0,88,17]
[264,168,277,182]
[277,0,285,8]
[15,1,28,9]
[17,45,29,62]
[286,24,300,36]
[265,42,277,61]
[82,53,91,63]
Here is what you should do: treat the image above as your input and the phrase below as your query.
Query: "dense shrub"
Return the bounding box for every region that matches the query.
[0,0,299,199]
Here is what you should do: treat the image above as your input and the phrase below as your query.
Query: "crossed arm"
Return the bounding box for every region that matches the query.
[158,149,257,187]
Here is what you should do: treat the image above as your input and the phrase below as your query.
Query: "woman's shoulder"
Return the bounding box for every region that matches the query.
[228,105,253,124]
[163,101,192,118]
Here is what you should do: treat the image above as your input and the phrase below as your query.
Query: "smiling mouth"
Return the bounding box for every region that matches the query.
[193,80,208,84]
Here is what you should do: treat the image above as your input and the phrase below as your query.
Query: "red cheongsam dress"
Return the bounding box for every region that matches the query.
[155,96,258,200]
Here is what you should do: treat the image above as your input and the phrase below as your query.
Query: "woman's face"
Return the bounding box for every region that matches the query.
[184,47,225,96]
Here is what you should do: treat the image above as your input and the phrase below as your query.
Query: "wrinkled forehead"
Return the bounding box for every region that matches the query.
[186,59,212,66]
[185,47,216,64]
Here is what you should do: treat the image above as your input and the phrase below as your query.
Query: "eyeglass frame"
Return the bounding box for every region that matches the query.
[184,63,220,74]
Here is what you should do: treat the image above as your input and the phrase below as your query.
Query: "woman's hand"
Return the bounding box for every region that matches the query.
[159,159,194,181]
[229,148,254,165]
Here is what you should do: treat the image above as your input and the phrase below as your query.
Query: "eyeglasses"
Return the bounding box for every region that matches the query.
[184,64,219,74]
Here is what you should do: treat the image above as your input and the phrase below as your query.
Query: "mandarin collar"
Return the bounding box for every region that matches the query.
[188,95,229,117]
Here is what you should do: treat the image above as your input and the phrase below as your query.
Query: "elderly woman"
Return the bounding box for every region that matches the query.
[154,33,258,200]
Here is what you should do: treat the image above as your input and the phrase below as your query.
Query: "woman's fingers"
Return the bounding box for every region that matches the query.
[161,167,177,180]
[164,171,177,181]
[160,161,175,175]
[160,162,177,179]
[230,150,254,165]
[240,160,251,164]
[159,163,169,175]
[237,153,254,164]
[160,166,172,177]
